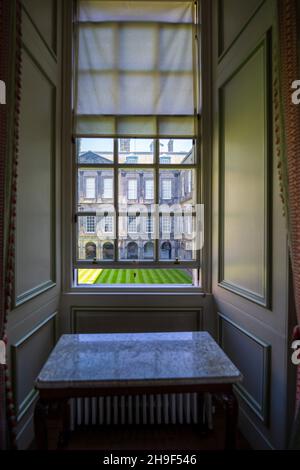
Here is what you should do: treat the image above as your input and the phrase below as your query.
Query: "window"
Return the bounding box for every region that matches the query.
[127,242,138,259]
[162,215,171,234]
[144,242,154,259]
[160,156,171,164]
[145,179,154,200]
[104,215,113,233]
[187,171,192,193]
[73,1,201,286]
[85,177,95,199]
[126,155,138,164]
[162,179,172,200]
[146,214,153,233]
[103,242,114,260]
[103,177,113,199]
[184,215,193,235]
[128,215,137,233]
[175,214,183,235]
[85,242,96,260]
[86,216,96,233]
[161,241,172,260]
[182,177,185,196]
[127,179,138,200]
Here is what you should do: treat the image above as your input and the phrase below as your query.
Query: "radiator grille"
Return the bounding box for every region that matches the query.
[70,393,213,429]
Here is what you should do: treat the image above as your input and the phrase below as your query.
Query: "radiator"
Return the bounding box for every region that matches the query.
[69,393,213,430]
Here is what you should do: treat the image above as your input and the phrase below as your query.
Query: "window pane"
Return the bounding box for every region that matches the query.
[145,179,154,200]
[77,138,114,163]
[159,168,196,261]
[159,139,195,164]
[77,215,115,261]
[86,215,96,233]
[118,138,154,164]
[77,269,196,285]
[77,168,114,211]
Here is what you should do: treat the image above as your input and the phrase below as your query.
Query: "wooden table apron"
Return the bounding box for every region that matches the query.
[34,382,239,450]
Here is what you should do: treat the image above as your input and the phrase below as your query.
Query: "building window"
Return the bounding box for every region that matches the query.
[187,170,192,193]
[126,155,138,164]
[86,216,96,233]
[162,215,171,234]
[146,214,153,233]
[104,215,113,233]
[175,215,183,235]
[73,1,201,286]
[103,242,114,260]
[161,242,172,260]
[162,179,172,200]
[128,215,137,233]
[103,177,113,199]
[160,155,171,164]
[145,179,154,200]
[85,242,96,260]
[182,177,185,197]
[128,179,138,200]
[144,242,154,259]
[85,177,96,199]
[127,242,138,260]
[184,215,193,235]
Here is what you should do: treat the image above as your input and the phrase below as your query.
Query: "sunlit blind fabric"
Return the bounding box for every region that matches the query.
[74,1,197,137]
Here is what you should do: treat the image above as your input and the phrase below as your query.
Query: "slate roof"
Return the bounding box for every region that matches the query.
[79,151,112,164]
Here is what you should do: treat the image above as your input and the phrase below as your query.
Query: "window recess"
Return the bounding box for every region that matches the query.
[73,1,202,280]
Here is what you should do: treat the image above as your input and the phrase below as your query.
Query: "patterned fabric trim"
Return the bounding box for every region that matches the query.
[273,6,289,221]
[277,0,300,415]
[0,0,22,449]
[0,0,10,450]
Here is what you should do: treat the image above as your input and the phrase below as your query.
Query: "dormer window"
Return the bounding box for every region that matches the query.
[160,155,171,164]
[126,155,139,164]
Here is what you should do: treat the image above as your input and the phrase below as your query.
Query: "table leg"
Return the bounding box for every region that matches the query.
[34,398,68,450]
[223,391,238,450]
[34,399,48,450]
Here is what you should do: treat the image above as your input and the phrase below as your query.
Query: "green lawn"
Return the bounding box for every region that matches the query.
[78,269,192,285]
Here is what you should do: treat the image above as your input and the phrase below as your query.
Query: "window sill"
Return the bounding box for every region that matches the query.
[65,285,207,295]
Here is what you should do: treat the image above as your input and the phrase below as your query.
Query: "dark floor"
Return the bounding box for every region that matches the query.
[61,406,251,451]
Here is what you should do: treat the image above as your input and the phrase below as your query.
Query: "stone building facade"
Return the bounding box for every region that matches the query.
[77,147,195,262]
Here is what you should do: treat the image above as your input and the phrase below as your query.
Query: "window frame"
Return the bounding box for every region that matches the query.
[127,214,138,234]
[161,178,172,200]
[146,213,154,234]
[127,178,138,200]
[74,138,201,270]
[104,215,113,234]
[69,0,206,289]
[86,215,96,233]
[145,178,154,200]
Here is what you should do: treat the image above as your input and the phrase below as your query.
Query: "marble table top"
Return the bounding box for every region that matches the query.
[35,332,242,390]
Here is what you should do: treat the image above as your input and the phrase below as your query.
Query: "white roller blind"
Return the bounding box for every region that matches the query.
[74,1,197,137]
